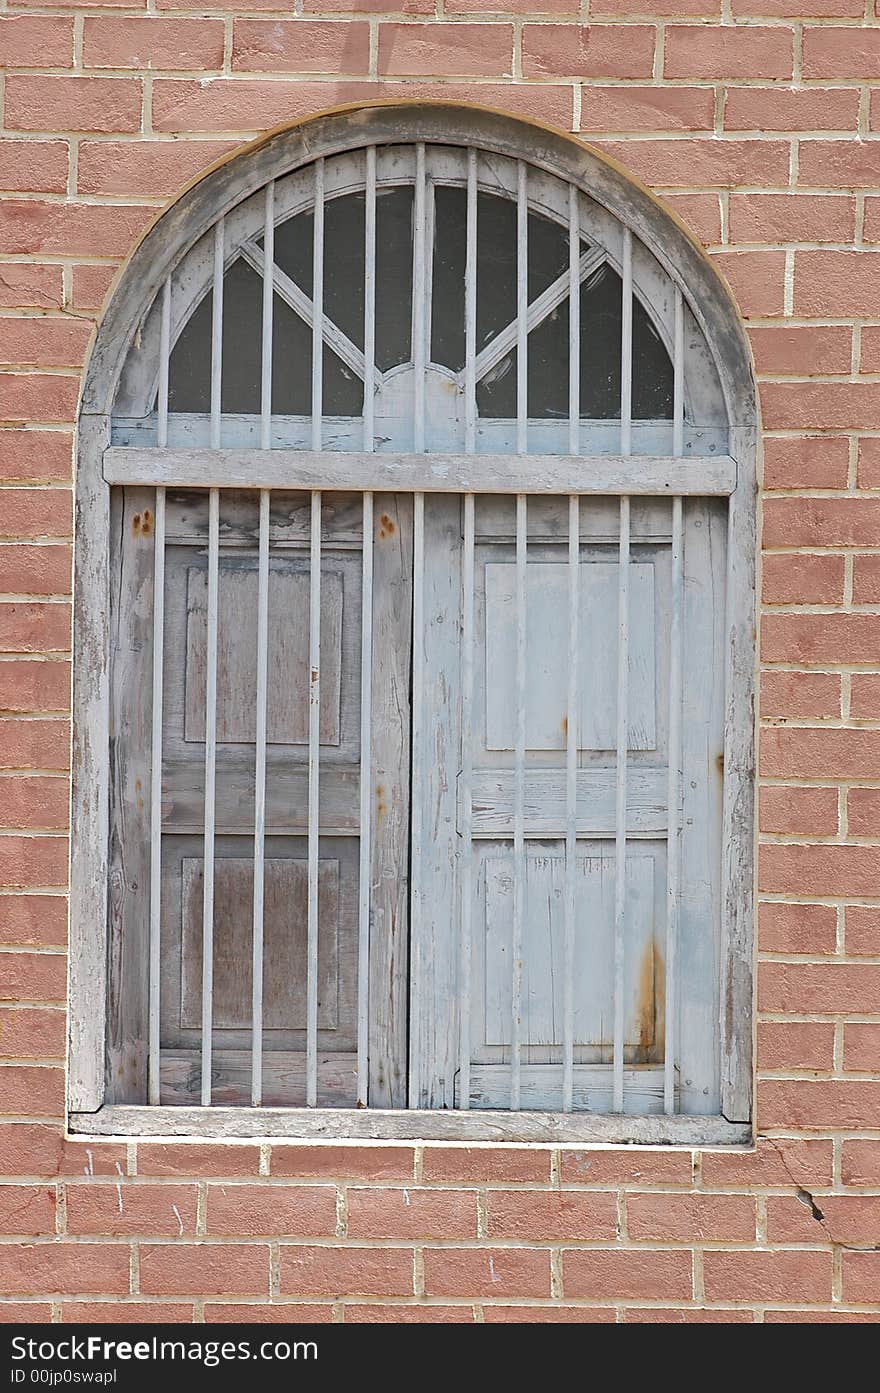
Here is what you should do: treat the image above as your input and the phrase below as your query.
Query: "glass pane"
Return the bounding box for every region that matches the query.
[431,185,466,372]
[168,288,211,414]
[375,185,414,372]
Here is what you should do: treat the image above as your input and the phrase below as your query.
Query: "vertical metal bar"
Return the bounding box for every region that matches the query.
[311,158,324,454]
[210,218,224,450]
[620,226,632,459]
[260,182,274,450]
[306,490,322,1107]
[356,492,374,1107]
[464,147,477,456]
[363,147,376,453]
[612,495,630,1113]
[563,493,579,1113]
[664,495,683,1115]
[516,161,528,456]
[251,489,270,1107]
[201,487,220,1107]
[673,284,684,459]
[458,492,475,1109]
[568,185,580,458]
[413,143,427,452]
[148,277,171,1106]
[512,493,527,1110]
[409,491,425,1104]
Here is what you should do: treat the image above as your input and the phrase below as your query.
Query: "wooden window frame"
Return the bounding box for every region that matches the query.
[68,105,757,1148]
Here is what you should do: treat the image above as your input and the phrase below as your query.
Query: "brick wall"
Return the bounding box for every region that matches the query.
[1,1,879,1322]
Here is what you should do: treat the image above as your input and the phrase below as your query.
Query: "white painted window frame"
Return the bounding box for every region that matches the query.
[68,106,756,1147]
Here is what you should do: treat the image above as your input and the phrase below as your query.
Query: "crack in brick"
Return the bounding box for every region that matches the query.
[766,1138,880,1253]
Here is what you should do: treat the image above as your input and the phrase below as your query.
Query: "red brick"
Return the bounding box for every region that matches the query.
[795,251,880,318]
[762,614,880,665]
[0,1303,53,1322]
[0,203,151,260]
[0,489,72,538]
[625,1307,754,1322]
[14,0,144,8]
[762,728,880,780]
[307,0,433,7]
[757,1020,835,1072]
[0,896,67,948]
[803,26,880,78]
[484,1305,615,1322]
[137,1143,261,1178]
[71,265,117,313]
[347,1188,477,1240]
[0,373,79,424]
[865,197,880,244]
[858,325,880,375]
[66,1184,199,1237]
[711,250,786,316]
[852,554,880,604]
[0,660,69,713]
[61,1303,193,1323]
[423,1248,550,1299]
[843,1022,880,1073]
[0,1005,64,1058]
[0,142,69,196]
[758,902,837,955]
[77,140,234,197]
[801,140,880,190]
[563,1250,692,1301]
[751,326,852,378]
[841,1138,880,1186]
[0,17,74,68]
[759,1078,880,1129]
[140,1244,269,1297]
[343,1304,471,1323]
[0,721,70,772]
[664,193,722,245]
[422,1146,549,1184]
[734,0,860,12]
[596,139,790,189]
[758,785,838,838]
[761,844,880,898]
[206,1184,337,1237]
[83,17,224,69]
[0,607,71,655]
[729,193,855,243]
[0,836,68,891]
[0,434,72,484]
[559,1148,693,1186]
[843,1251,880,1303]
[851,674,880,720]
[152,79,572,134]
[846,905,880,956]
[0,1243,129,1296]
[0,951,66,1002]
[703,1249,830,1303]
[725,86,857,132]
[848,786,880,835]
[759,671,841,721]
[447,0,572,8]
[5,77,142,135]
[0,265,64,312]
[487,1190,618,1241]
[761,554,845,606]
[765,1308,878,1322]
[626,1194,755,1242]
[271,1145,414,1181]
[0,1184,55,1234]
[379,23,514,77]
[700,1138,833,1189]
[0,1125,126,1178]
[666,25,793,78]
[0,1064,63,1114]
[579,87,714,133]
[205,1303,333,1322]
[281,1245,413,1298]
[232,20,370,72]
[522,23,655,77]
[591,0,716,9]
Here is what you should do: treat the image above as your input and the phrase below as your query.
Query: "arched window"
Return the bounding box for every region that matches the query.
[70,107,756,1145]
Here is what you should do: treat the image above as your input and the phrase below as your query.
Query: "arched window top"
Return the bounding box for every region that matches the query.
[105,109,742,458]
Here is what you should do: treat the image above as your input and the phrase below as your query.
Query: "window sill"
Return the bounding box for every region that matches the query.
[69,1105,750,1148]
